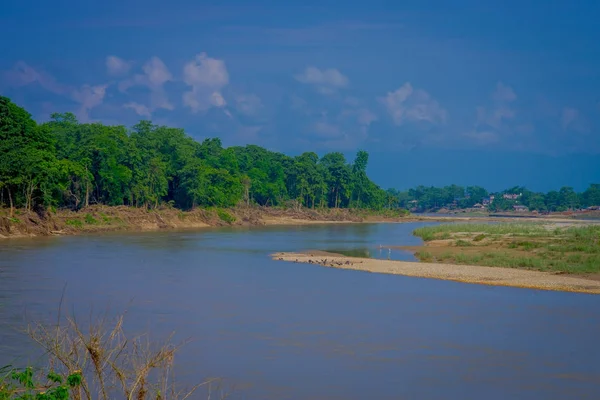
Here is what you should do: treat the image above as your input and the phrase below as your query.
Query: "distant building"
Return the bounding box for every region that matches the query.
[482,197,492,206]
[473,203,484,209]
[503,193,522,200]
[513,205,528,212]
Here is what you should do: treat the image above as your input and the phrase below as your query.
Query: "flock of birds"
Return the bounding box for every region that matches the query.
[276,244,395,267]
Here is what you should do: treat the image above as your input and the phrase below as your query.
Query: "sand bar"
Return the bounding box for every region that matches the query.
[271,252,600,294]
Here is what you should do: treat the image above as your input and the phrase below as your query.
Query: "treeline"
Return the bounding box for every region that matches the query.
[386,184,600,212]
[0,96,390,214]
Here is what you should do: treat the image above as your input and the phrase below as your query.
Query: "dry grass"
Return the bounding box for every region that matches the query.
[8,295,232,400]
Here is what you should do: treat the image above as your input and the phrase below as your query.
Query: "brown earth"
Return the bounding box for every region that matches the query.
[0,205,415,239]
[272,252,600,294]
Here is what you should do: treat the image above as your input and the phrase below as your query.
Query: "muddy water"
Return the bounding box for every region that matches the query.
[1,223,599,399]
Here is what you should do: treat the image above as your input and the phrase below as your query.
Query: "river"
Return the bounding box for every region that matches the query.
[1,222,599,399]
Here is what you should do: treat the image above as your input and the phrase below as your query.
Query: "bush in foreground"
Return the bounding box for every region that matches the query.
[1,308,230,400]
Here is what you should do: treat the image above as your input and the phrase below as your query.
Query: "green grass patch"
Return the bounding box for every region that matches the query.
[216,209,236,224]
[413,223,600,274]
[84,213,98,224]
[473,234,486,242]
[415,251,433,262]
[414,223,549,241]
[65,219,83,228]
[8,217,21,224]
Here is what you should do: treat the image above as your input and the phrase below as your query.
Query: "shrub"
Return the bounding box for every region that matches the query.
[84,213,97,225]
[64,219,83,228]
[216,209,236,224]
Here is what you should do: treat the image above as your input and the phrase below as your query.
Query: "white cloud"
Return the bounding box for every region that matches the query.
[182,52,229,113]
[235,94,263,116]
[106,56,131,76]
[380,83,447,125]
[125,102,152,118]
[71,84,107,122]
[3,61,68,95]
[475,82,518,131]
[3,62,107,122]
[295,66,348,94]
[118,56,174,116]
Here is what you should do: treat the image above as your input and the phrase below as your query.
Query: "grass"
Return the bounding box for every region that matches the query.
[216,209,236,224]
[412,223,600,274]
[84,213,97,225]
[64,219,83,228]
[413,223,549,241]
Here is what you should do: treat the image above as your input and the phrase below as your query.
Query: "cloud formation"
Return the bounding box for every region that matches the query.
[124,102,151,118]
[106,56,131,76]
[295,66,348,94]
[72,84,107,121]
[4,61,68,95]
[182,52,229,113]
[119,56,174,116]
[380,83,447,126]
[2,61,106,121]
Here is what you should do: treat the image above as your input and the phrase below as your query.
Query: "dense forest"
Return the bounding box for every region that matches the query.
[0,96,389,214]
[1,96,598,216]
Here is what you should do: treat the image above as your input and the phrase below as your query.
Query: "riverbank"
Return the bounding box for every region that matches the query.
[271,251,600,294]
[400,223,600,275]
[2,205,597,239]
[0,205,414,239]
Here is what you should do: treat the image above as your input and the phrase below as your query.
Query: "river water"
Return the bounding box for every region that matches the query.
[1,222,599,399]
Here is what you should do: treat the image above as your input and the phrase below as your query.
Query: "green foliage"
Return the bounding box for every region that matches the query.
[216,209,236,224]
[0,97,392,213]
[83,214,97,225]
[64,219,83,228]
[0,367,81,400]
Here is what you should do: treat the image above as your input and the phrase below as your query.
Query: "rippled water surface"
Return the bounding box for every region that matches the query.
[1,222,599,399]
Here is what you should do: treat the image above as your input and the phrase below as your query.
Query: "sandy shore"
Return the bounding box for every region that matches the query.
[271,252,600,294]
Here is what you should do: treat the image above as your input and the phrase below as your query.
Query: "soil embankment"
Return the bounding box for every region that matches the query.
[0,206,413,239]
[271,252,600,294]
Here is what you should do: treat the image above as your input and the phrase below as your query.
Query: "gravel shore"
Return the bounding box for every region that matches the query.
[271,252,600,294]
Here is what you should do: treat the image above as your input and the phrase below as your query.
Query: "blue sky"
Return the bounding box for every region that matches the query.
[1,0,599,191]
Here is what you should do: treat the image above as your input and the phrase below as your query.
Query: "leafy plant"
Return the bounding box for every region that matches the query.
[216,209,236,224]
[83,214,97,225]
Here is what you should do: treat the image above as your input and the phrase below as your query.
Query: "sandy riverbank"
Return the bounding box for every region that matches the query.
[271,251,600,294]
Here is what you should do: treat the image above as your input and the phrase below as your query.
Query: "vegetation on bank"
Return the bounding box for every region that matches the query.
[0,204,410,238]
[412,224,600,274]
[0,309,228,400]
[389,184,600,213]
[0,96,395,217]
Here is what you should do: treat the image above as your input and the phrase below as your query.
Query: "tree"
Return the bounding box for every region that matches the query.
[0,97,58,214]
[320,152,352,208]
[351,150,369,208]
